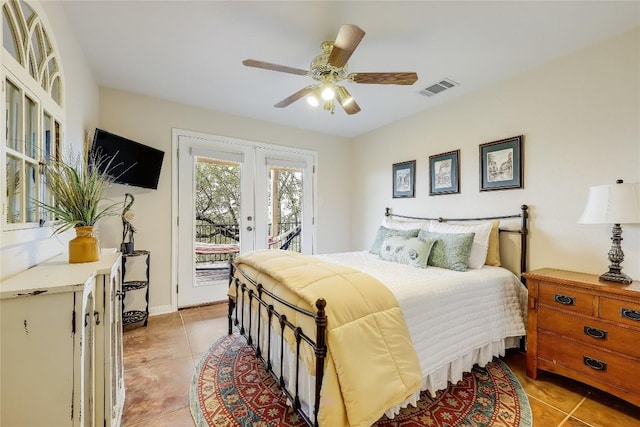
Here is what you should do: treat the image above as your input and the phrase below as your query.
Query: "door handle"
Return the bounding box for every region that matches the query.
[247,226,253,231]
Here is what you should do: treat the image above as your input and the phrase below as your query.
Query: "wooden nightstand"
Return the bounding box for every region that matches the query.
[524,268,640,406]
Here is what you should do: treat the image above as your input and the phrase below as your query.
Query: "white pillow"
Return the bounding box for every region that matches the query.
[428,221,493,269]
[381,216,432,231]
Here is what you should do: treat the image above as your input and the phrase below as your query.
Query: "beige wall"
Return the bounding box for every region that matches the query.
[350,28,640,280]
[0,0,99,278]
[3,1,638,308]
[97,89,351,312]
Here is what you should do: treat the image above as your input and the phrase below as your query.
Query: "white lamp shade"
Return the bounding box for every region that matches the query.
[578,182,640,224]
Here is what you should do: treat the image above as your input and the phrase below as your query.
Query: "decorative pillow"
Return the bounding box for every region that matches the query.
[379,235,436,268]
[485,220,501,266]
[381,216,432,231]
[369,226,420,255]
[428,221,493,269]
[419,230,475,272]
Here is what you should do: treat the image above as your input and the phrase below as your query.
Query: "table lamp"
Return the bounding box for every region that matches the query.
[578,179,640,284]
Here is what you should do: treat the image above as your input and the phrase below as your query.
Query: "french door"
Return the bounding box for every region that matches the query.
[174,130,315,308]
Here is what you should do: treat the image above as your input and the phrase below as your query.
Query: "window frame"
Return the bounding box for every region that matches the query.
[2,0,65,232]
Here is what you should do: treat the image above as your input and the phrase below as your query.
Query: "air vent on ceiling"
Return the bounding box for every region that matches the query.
[419,78,459,97]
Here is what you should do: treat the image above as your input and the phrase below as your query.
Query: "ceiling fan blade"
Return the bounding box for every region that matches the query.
[328,24,366,68]
[341,99,361,115]
[274,86,315,108]
[243,59,308,76]
[352,72,418,85]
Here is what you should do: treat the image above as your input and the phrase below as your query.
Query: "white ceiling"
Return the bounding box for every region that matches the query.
[59,1,640,138]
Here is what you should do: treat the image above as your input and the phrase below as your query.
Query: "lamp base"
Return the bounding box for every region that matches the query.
[600,270,633,284]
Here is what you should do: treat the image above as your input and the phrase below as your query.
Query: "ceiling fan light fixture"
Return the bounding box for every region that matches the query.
[243,23,418,116]
[321,85,336,101]
[336,86,353,106]
[307,93,319,107]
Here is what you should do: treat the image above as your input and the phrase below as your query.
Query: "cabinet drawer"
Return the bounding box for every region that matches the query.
[538,332,640,396]
[538,306,640,358]
[539,284,593,315]
[600,297,640,329]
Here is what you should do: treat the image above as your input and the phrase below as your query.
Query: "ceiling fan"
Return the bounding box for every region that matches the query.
[242,24,418,115]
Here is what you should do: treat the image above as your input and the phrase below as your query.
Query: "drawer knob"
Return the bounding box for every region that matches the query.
[554,294,575,306]
[583,326,607,340]
[620,308,640,321]
[583,356,607,372]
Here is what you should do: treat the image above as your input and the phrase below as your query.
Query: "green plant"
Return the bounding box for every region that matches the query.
[37,152,121,234]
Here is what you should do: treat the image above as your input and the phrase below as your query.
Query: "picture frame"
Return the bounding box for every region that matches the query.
[479,135,523,191]
[429,150,460,196]
[392,160,416,198]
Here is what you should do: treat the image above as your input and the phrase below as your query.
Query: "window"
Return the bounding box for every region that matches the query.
[2,0,64,229]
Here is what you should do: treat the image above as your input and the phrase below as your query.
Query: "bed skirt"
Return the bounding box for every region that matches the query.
[235,300,521,422]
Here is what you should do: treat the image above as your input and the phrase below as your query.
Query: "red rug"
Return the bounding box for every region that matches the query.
[190,334,532,427]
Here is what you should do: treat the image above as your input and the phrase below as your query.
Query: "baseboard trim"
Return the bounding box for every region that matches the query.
[149,305,174,316]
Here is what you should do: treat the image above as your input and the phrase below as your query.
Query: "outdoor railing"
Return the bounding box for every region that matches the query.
[195,221,301,265]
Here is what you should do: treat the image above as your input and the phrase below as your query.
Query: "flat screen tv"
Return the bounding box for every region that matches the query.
[90,128,164,190]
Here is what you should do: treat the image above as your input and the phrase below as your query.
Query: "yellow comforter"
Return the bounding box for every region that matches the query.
[229,250,421,427]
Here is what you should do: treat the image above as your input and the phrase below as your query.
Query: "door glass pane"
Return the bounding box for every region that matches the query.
[6,80,21,152]
[194,157,240,286]
[6,155,21,223]
[268,166,302,252]
[25,161,36,223]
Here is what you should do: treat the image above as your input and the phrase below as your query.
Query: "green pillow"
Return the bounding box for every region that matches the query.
[419,230,475,272]
[379,235,436,268]
[369,226,420,255]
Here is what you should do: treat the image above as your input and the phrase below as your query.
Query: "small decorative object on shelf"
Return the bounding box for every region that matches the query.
[578,179,640,284]
[120,193,136,255]
[122,250,150,327]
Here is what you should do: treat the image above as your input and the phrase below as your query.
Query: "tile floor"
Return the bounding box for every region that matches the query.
[121,303,640,426]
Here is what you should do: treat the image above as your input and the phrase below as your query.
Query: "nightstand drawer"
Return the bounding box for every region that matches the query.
[539,284,593,315]
[538,306,640,358]
[600,297,640,329]
[538,332,640,396]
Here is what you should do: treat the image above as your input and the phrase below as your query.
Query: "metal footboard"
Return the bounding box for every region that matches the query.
[227,205,530,426]
[228,261,326,427]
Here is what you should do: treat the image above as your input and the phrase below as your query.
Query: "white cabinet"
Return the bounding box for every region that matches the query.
[0,253,124,427]
[96,257,125,427]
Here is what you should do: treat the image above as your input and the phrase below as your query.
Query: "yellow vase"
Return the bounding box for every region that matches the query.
[69,226,100,263]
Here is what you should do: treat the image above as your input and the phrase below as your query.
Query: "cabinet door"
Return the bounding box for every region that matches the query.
[95,256,125,427]
[0,292,76,426]
[79,277,97,427]
[109,258,125,425]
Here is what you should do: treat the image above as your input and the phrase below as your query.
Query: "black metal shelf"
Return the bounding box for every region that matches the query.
[122,250,150,327]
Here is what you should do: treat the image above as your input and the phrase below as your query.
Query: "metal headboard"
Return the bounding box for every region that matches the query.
[384,205,529,283]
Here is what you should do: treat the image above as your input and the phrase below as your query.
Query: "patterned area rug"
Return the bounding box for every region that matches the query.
[190,334,532,427]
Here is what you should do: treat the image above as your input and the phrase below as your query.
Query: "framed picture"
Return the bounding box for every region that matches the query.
[479,135,523,191]
[392,160,416,198]
[429,150,460,196]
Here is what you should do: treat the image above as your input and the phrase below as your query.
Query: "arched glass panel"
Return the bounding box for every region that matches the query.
[18,0,33,24]
[2,6,19,60]
[3,0,63,105]
[31,24,42,70]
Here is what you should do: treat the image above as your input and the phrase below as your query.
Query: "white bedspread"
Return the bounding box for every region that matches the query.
[317,251,528,416]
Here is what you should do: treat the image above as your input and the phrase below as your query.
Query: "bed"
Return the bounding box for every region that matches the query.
[227,206,529,427]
